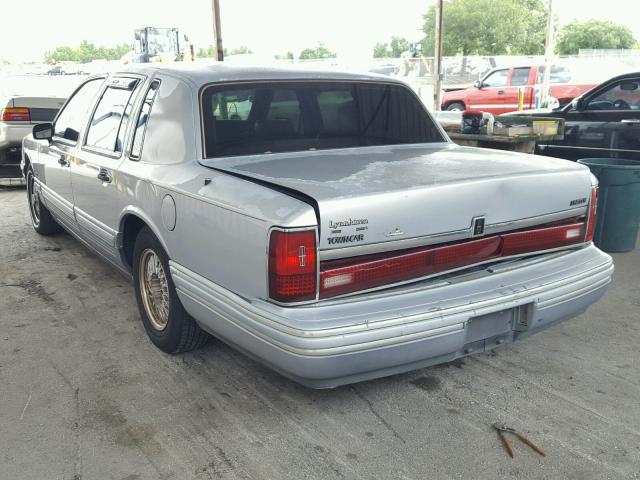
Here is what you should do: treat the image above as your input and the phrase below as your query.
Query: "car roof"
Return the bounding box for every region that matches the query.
[115,62,405,88]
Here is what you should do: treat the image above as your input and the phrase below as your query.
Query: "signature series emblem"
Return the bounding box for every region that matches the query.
[328,234,365,245]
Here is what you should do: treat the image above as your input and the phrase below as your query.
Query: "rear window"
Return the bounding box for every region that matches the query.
[201,81,444,158]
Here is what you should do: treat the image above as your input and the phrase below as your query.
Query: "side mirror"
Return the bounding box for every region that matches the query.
[33,123,53,141]
[473,80,482,89]
[571,97,585,111]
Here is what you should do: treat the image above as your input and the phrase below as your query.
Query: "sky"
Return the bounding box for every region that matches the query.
[1,0,640,63]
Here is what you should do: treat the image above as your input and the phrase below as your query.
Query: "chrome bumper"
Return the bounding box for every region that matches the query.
[171,244,613,388]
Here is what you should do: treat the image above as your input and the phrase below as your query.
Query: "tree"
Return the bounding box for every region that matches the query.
[373,42,391,58]
[389,36,410,57]
[45,41,132,63]
[422,0,548,56]
[373,37,410,58]
[275,51,294,60]
[299,43,336,60]
[556,19,637,55]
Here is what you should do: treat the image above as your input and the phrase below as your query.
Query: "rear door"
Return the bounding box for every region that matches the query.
[502,67,532,113]
[37,77,104,229]
[538,76,640,161]
[466,68,510,115]
[71,76,143,260]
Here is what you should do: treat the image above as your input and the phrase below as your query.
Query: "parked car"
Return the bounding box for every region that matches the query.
[441,65,596,115]
[22,65,613,388]
[525,72,640,161]
[1,92,65,179]
[47,66,65,76]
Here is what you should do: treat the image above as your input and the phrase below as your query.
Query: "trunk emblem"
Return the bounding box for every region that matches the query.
[471,216,486,237]
[387,228,404,237]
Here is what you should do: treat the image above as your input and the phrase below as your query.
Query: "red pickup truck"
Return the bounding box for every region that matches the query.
[441,65,596,115]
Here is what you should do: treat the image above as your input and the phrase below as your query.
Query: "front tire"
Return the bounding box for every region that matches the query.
[132,226,209,353]
[26,168,62,235]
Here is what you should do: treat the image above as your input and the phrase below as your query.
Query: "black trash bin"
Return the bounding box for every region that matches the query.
[578,158,640,252]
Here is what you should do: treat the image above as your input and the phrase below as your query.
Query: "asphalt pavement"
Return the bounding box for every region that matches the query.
[1,186,639,480]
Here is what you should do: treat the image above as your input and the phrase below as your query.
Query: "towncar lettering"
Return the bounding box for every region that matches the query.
[327,234,365,245]
[21,64,613,389]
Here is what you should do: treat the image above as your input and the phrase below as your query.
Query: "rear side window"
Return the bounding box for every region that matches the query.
[130,80,161,159]
[510,67,531,86]
[201,81,444,158]
[85,79,140,154]
[54,77,105,143]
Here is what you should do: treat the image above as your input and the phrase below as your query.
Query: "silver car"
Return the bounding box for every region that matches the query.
[21,64,613,388]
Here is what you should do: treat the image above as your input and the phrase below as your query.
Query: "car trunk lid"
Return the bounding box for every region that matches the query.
[203,143,593,253]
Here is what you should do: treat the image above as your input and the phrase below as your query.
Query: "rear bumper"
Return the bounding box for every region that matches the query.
[171,245,613,388]
[0,122,32,150]
[0,123,31,179]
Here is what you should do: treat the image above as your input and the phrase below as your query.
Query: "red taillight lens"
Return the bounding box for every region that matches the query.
[585,187,598,242]
[501,223,585,256]
[268,229,317,302]
[1,107,30,122]
[320,237,501,298]
[320,220,589,299]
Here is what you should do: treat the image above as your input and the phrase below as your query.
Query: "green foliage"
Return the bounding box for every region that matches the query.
[556,19,637,55]
[275,51,294,60]
[422,0,548,56]
[197,45,216,58]
[45,41,132,64]
[198,45,253,58]
[373,36,410,58]
[299,43,336,60]
[373,42,390,58]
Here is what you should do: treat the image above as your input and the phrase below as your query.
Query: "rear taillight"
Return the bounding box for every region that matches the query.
[501,223,585,256]
[1,107,30,122]
[320,237,501,298]
[585,187,598,242]
[268,229,317,302]
[320,221,588,299]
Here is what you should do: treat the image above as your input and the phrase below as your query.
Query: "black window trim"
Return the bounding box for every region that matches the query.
[51,74,108,147]
[81,74,145,160]
[128,78,162,161]
[197,79,447,160]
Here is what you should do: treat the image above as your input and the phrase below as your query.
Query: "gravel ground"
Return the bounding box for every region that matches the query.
[1,186,639,480]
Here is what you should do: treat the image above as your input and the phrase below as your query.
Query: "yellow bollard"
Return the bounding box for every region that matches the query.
[518,87,525,111]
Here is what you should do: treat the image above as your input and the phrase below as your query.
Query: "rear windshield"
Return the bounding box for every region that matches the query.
[201,81,444,158]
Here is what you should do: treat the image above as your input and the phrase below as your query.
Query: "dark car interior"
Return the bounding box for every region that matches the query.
[201,81,445,158]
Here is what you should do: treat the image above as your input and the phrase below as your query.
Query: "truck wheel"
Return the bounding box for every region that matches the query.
[446,102,465,111]
[132,226,209,353]
[26,168,62,235]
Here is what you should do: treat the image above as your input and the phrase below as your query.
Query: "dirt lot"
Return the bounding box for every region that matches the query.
[1,186,639,480]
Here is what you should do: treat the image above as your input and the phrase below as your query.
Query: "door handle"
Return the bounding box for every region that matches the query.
[497,90,505,95]
[621,119,640,125]
[97,168,112,183]
[57,155,69,166]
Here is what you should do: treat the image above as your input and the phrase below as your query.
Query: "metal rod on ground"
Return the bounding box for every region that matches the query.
[541,0,555,107]
[433,0,444,111]
[211,0,224,61]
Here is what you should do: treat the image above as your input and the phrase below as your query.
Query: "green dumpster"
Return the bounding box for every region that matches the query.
[578,158,640,252]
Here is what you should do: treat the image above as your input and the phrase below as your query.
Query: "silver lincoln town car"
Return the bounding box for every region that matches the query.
[21,64,614,388]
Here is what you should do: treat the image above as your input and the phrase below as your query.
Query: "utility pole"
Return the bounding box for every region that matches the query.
[541,0,555,107]
[433,0,444,110]
[211,0,224,61]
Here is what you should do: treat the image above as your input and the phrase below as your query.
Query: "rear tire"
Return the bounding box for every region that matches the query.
[132,226,209,353]
[446,102,465,112]
[26,168,62,235]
